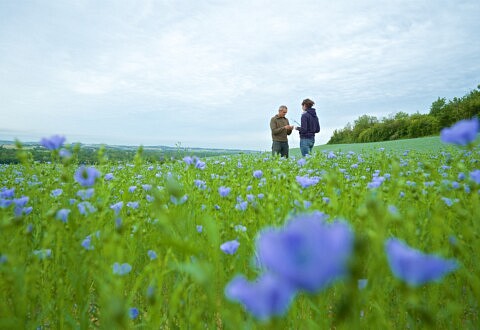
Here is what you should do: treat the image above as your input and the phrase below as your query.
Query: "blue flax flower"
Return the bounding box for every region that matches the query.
[74,166,100,187]
[441,197,454,207]
[33,249,52,259]
[327,151,336,159]
[77,201,96,215]
[170,195,188,205]
[235,201,248,211]
[385,238,459,286]
[183,156,194,165]
[297,158,307,166]
[470,170,480,184]
[129,307,139,320]
[225,273,296,321]
[440,117,479,145]
[0,199,12,208]
[358,279,368,290]
[235,225,247,232]
[104,173,114,181]
[221,240,240,255]
[256,213,354,293]
[81,236,94,250]
[77,188,94,200]
[59,148,71,159]
[127,201,139,209]
[196,225,203,233]
[253,170,263,179]
[142,184,152,191]
[40,135,66,150]
[112,262,132,275]
[50,189,63,197]
[195,159,206,170]
[218,186,231,197]
[147,250,157,260]
[296,175,320,189]
[13,196,31,217]
[110,201,123,215]
[56,208,71,223]
[194,180,206,190]
[0,187,15,199]
[13,196,29,207]
[367,176,385,189]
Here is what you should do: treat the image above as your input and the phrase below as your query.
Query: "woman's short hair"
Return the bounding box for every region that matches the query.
[301,99,315,108]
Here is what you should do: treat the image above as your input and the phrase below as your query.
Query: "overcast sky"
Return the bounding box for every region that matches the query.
[1,0,479,151]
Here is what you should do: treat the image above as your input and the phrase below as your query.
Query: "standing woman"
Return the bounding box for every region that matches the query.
[295,98,320,157]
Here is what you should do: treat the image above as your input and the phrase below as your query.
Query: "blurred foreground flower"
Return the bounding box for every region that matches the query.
[225,273,296,321]
[81,236,94,250]
[110,201,123,215]
[440,117,479,146]
[40,135,65,150]
[253,170,263,179]
[256,213,354,292]
[470,169,480,184]
[129,307,139,320]
[385,238,459,286]
[74,166,100,187]
[218,186,231,197]
[225,212,353,321]
[33,249,52,259]
[147,250,157,260]
[113,262,132,276]
[296,175,320,189]
[221,240,240,255]
[56,208,71,223]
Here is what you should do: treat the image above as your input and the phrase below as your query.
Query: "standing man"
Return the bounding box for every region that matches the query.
[295,98,320,157]
[270,105,294,158]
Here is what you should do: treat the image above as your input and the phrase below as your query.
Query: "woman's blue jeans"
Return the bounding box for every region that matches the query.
[300,138,315,157]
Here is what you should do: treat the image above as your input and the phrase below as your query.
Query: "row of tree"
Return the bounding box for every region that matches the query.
[327,85,480,144]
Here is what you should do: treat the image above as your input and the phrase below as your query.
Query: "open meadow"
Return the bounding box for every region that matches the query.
[1,134,479,329]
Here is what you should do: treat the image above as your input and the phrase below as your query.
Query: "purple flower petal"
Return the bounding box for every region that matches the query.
[225,273,296,321]
[385,238,459,286]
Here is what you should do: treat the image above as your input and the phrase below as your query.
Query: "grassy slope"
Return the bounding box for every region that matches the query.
[289,135,472,157]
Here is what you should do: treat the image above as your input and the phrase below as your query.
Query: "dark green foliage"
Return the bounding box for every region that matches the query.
[328,85,480,144]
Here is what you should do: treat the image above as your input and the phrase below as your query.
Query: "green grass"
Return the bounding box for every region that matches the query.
[289,135,480,157]
[1,139,479,328]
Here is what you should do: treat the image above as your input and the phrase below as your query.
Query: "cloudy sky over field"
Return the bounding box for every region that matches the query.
[1,0,479,150]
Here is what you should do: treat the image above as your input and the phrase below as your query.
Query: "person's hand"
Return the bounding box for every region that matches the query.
[284,125,292,130]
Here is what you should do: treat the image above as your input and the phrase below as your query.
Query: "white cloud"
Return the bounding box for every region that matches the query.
[1,0,479,149]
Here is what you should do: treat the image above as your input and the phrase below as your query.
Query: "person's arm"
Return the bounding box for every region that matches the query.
[270,117,282,135]
[286,119,293,135]
[271,117,290,134]
[296,114,307,133]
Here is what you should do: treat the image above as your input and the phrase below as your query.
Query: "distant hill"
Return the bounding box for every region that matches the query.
[0,140,260,164]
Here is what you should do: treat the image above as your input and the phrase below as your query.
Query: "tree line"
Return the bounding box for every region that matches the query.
[327,85,480,144]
